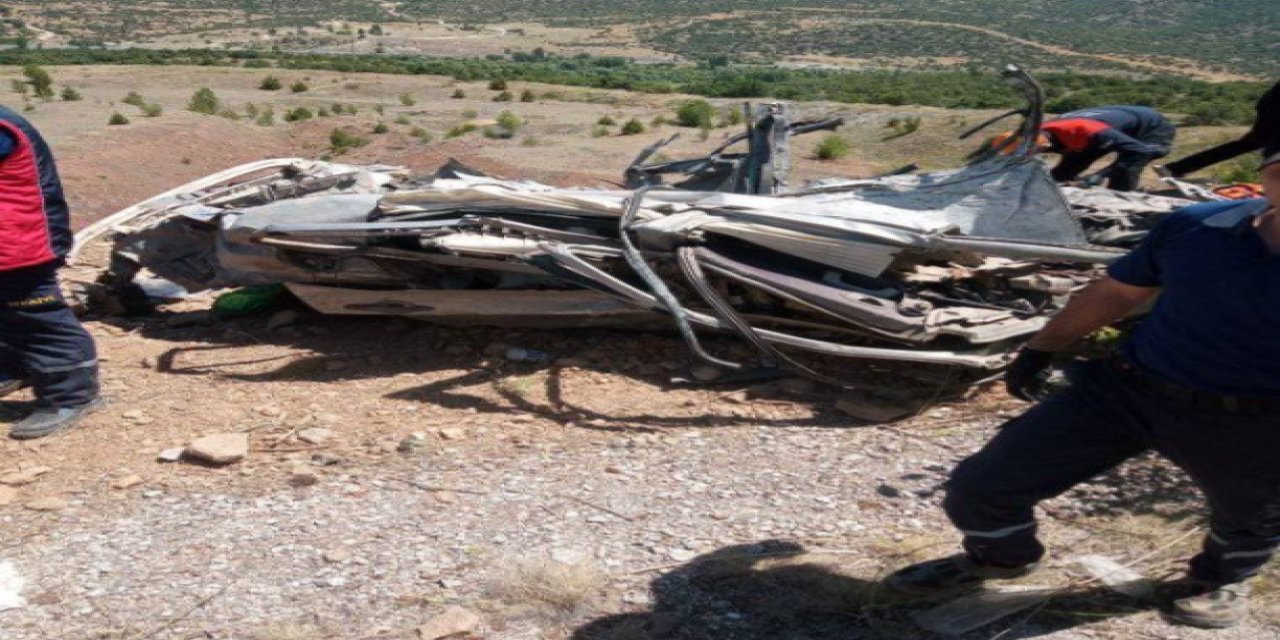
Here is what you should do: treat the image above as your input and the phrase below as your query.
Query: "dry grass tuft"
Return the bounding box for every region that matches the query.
[488,556,604,619]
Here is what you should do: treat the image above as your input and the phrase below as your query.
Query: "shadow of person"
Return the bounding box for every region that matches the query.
[571,540,1169,640]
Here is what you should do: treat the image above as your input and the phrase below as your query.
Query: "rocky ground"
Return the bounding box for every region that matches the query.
[1,300,1278,640]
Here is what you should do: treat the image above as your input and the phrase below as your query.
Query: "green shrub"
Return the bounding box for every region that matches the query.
[60,87,82,101]
[676,99,716,128]
[142,103,163,118]
[243,59,272,69]
[410,127,433,142]
[122,91,146,107]
[488,78,508,91]
[495,110,522,133]
[317,106,331,117]
[187,88,220,115]
[256,107,276,126]
[493,91,514,102]
[290,81,310,93]
[329,128,369,153]
[590,125,609,138]
[815,134,852,161]
[446,123,478,138]
[451,88,467,99]
[400,92,416,106]
[596,115,616,126]
[462,108,478,119]
[725,107,744,126]
[259,76,282,91]
[621,118,646,136]
[394,115,411,125]
[520,89,536,103]
[284,107,313,122]
[373,122,390,134]
[108,112,130,126]
[1212,157,1261,183]
[22,65,54,100]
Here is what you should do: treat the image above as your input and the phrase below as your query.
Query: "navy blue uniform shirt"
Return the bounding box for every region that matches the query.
[1108,199,1280,396]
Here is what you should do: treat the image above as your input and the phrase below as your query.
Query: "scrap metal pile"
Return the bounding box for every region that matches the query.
[76,67,1195,381]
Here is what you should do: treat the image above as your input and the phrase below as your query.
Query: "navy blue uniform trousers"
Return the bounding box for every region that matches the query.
[0,262,98,407]
[945,359,1280,585]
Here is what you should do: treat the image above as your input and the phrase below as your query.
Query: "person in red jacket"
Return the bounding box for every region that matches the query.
[0,104,102,439]
[996,106,1177,191]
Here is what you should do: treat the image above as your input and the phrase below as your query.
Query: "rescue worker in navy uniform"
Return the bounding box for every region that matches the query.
[885,109,1280,627]
[996,106,1176,191]
[0,104,102,439]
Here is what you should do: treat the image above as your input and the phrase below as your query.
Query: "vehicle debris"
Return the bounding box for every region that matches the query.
[73,67,1191,384]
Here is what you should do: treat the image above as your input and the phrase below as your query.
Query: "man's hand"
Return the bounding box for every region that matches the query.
[1005,348,1055,401]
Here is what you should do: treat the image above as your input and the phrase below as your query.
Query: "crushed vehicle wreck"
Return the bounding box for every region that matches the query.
[73,67,1190,383]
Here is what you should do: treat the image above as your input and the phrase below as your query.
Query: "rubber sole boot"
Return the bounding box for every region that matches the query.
[1165,582,1250,629]
[9,397,106,440]
[884,554,1040,597]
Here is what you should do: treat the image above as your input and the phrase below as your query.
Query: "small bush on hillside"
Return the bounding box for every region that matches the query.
[520,89,536,103]
[445,123,478,138]
[410,127,433,143]
[451,89,467,99]
[621,118,645,136]
[60,87,82,101]
[596,115,616,126]
[329,128,368,153]
[187,88,220,115]
[284,107,314,122]
[290,81,310,93]
[108,112,130,125]
[395,115,411,125]
[372,122,390,134]
[496,110,522,133]
[257,107,276,126]
[260,76,283,91]
[142,103,163,118]
[676,99,716,128]
[488,78,508,91]
[122,91,146,107]
[462,108,478,119]
[815,134,851,161]
[493,91,514,102]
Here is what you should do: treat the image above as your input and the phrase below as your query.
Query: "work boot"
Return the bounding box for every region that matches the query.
[8,397,106,440]
[884,554,1040,596]
[1165,581,1251,629]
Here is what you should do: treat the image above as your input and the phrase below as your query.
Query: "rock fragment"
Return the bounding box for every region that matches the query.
[185,433,249,465]
[417,606,481,639]
[25,497,68,512]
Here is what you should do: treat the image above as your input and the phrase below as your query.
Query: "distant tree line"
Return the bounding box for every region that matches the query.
[0,48,1266,124]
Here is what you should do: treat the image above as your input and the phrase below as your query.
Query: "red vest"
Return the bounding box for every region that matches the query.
[0,111,63,272]
[1041,118,1112,153]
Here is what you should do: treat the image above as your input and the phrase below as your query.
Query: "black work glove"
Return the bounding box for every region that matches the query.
[1005,347,1055,402]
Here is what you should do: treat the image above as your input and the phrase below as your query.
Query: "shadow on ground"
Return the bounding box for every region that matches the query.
[116,306,984,431]
[571,540,1164,640]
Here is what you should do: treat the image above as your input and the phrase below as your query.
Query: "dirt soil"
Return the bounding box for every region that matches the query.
[0,65,1271,640]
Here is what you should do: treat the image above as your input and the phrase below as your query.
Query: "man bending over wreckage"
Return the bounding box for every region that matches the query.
[886,118,1280,627]
[0,104,103,439]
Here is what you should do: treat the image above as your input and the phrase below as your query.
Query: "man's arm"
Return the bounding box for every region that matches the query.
[1004,276,1158,400]
[1026,277,1159,351]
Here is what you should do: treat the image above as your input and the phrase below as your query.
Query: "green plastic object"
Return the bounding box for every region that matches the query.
[212,284,289,318]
